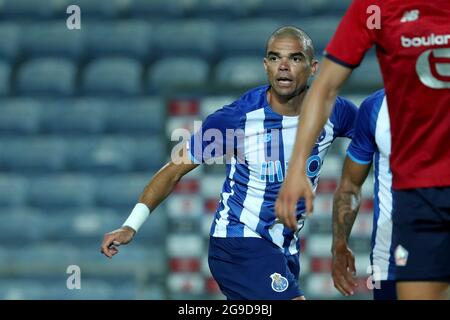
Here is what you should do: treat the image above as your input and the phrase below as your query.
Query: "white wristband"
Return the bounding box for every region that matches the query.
[122,203,150,233]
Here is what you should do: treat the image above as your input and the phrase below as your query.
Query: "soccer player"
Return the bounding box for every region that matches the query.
[275,1,450,300]
[100,26,358,300]
[331,89,397,300]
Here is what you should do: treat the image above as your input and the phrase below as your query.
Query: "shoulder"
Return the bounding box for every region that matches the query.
[359,88,385,115]
[332,95,358,116]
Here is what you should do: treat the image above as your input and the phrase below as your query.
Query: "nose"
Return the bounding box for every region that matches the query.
[278,57,289,71]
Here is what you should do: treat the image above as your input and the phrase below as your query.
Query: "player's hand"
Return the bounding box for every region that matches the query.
[331,243,358,296]
[100,226,136,259]
[275,173,314,231]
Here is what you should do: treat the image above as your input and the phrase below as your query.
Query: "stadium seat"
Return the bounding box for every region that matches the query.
[147,57,209,92]
[64,0,128,19]
[153,20,217,59]
[16,58,76,96]
[220,19,281,57]
[28,175,95,209]
[0,23,20,62]
[106,97,166,134]
[84,21,153,61]
[308,0,352,15]
[0,281,47,300]
[214,56,267,89]
[191,0,255,19]
[0,0,66,19]
[41,98,107,134]
[22,22,83,60]
[250,0,314,18]
[347,55,384,91]
[0,61,11,95]
[133,136,166,171]
[0,175,27,207]
[128,0,192,20]
[54,207,122,242]
[81,57,142,96]
[0,208,45,245]
[0,137,66,172]
[95,174,150,208]
[65,136,135,173]
[301,16,341,54]
[0,99,41,135]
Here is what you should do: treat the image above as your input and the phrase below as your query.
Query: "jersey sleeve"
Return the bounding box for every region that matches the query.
[330,96,358,139]
[346,96,377,164]
[188,102,241,163]
[325,0,376,68]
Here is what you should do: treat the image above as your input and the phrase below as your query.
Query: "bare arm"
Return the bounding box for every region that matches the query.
[331,156,371,296]
[276,59,353,229]
[138,160,198,211]
[332,156,371,248]
[101,145,198,258]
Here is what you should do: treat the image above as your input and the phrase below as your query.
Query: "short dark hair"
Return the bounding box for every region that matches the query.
[265,26,315,63]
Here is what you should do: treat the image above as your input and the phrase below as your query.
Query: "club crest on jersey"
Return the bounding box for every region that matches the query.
[270,273,288,292]
[395,245,409,266]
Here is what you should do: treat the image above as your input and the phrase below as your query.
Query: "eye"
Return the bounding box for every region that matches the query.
[268,55,278,62]
[292,56,302,63]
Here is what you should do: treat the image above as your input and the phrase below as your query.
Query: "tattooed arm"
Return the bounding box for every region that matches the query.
[331,156,372,296]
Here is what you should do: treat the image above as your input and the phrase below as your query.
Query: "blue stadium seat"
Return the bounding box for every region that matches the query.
[250,0,314,18]
[81,58,142,96]
[65,0,128,19]
[28,175,95,209]
[347,55,383,91]
[192,0,254,19]
[65,136,135,173]
[128,0,192,20]
[133,136,166,171]
[10,243,81,267]
[95,174,150,208]
[0,99,41,135]
[106,97,166,134]
[0,61,11,95]
[214,56,267,89]
[0,137,66,172]
[84,21,153,61]
[220,19,281,57]
[0,175,27,207]
[16,58,76,96]
[0,0,66,19]
[53,280,114,300]
[0,208,45,245]
[0,23,20,62]
[153,20,216,59]
[301,16,341,54]
[53,207,122,242]
[147,57,209,92]
[308,0,352,15]
[41,98,107,134]
[22,22,83,60]
[0,281,46,300]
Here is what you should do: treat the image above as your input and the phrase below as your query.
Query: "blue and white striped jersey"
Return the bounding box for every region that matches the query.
[347,89,395,281]
[190,85,357,255]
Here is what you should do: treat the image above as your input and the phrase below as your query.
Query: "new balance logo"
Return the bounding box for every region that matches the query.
[400,10,419,23]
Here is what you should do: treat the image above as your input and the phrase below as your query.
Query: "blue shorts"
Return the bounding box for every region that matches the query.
[208,237,303,300]
[392,187,450,281]
[373,280,397,300]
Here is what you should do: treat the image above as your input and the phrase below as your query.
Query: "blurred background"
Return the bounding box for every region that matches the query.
[0,0,383,299]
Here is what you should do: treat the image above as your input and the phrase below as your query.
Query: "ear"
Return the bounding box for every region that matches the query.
[263,57,268,74]
[310,59,319,76]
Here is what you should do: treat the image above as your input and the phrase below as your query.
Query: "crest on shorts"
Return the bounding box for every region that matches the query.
[270,273,288,292]
[395,245,409,266]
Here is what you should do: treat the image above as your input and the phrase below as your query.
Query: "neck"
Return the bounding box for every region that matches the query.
[267,86,308,116]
